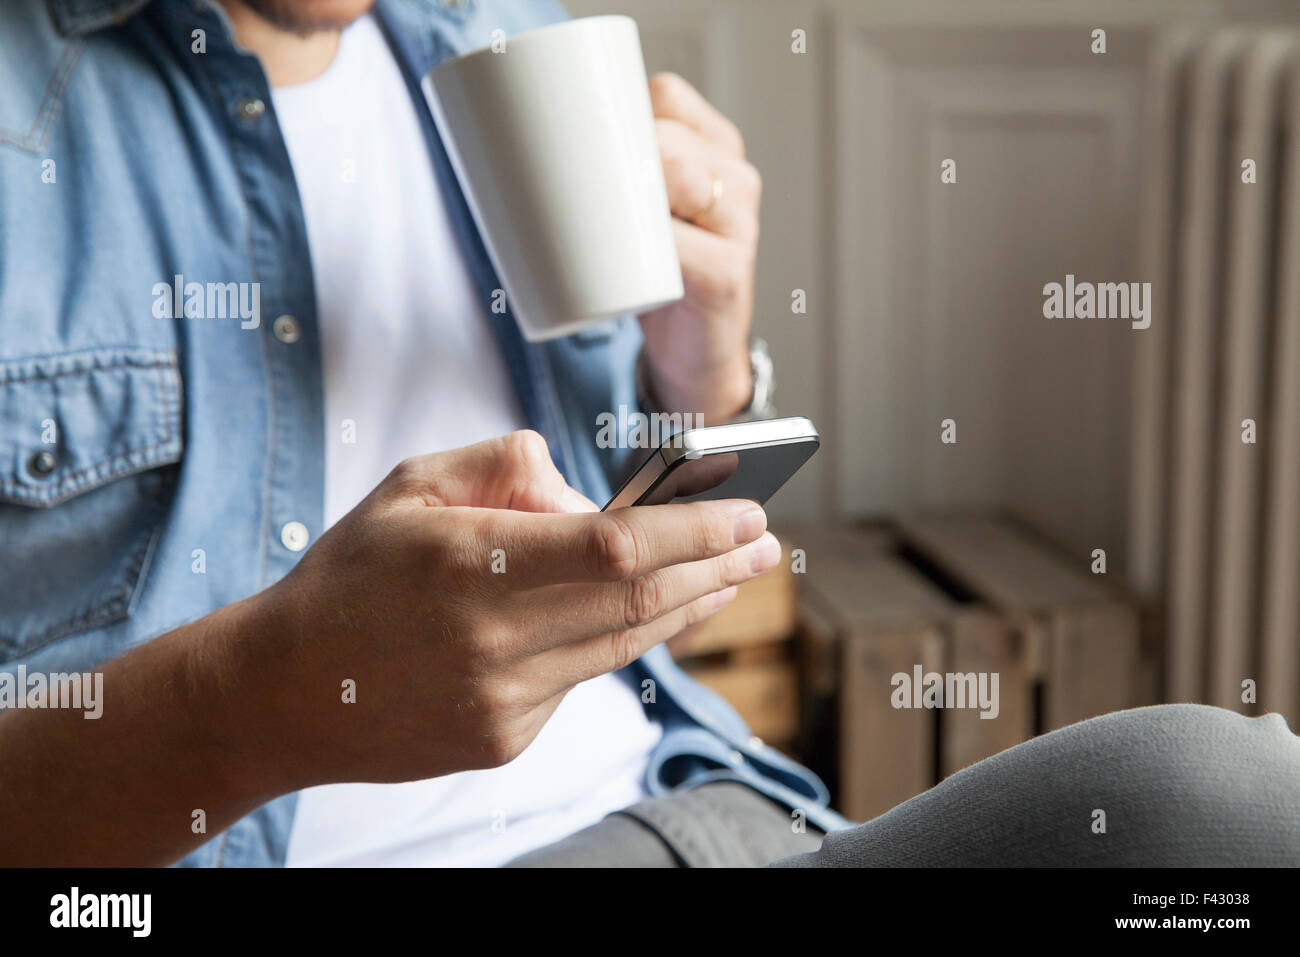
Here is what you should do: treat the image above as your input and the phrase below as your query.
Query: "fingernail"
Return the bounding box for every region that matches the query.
[749,532,781,573]
[732,504,767,544]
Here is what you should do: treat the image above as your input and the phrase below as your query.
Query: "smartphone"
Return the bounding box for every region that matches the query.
[602,416,820,510]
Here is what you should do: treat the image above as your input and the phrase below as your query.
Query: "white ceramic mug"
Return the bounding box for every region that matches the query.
[428,15,683,342]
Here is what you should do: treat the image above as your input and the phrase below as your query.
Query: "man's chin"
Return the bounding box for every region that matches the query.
[237,0,377,35]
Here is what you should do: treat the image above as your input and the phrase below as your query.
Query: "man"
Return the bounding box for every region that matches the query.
[1,0,1297,868]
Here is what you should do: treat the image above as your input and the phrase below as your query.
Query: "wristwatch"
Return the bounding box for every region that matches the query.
[635,336,777,422]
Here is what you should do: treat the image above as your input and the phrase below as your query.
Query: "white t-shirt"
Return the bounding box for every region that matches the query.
[273,13,661,867]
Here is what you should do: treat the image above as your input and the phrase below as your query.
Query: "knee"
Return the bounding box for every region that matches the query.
[1060,703,1299,791]
[1052,704,1300,864]
[808,704,1299,866]
[1076,703,1296,767]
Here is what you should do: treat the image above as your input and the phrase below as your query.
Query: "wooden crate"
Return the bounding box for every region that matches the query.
[896,513,1139,731]
[792,513,1139,823]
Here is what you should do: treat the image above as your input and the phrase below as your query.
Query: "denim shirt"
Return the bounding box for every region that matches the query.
[0,0,842,865]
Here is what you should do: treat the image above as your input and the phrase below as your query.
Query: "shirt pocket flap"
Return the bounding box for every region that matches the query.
[0,348,183,508]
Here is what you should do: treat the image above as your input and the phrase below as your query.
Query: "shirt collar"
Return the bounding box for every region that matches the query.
[47,0,153,36]
[47,0,475,37]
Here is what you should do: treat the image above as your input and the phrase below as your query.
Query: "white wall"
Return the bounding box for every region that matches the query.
[565,0,1299,572]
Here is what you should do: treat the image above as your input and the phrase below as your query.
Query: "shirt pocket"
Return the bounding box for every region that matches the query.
[0,347,184,663]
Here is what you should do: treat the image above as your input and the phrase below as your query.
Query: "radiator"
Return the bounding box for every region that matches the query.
[1129,29,1300,722]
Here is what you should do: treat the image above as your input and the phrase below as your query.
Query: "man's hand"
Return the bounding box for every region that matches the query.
[244,430,778,789]
[640,73,761,424]
[0,431,780,864]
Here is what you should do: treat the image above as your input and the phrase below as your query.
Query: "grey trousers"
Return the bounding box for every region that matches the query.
[507,705,1300,867]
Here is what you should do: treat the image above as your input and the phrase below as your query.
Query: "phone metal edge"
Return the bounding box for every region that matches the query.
[600,448,671,511]
[603,416,819,510]
[660,416,819,467]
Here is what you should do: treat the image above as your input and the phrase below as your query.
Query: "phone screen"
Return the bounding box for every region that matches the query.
[634,440,817,506]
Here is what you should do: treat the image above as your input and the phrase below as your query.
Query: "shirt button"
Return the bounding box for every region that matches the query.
[729,750,744,766]
[748,735,764,750]
[280,521,310,552]
[28,450,57,477]
[272,314,301,343]
[236,97,266,120]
